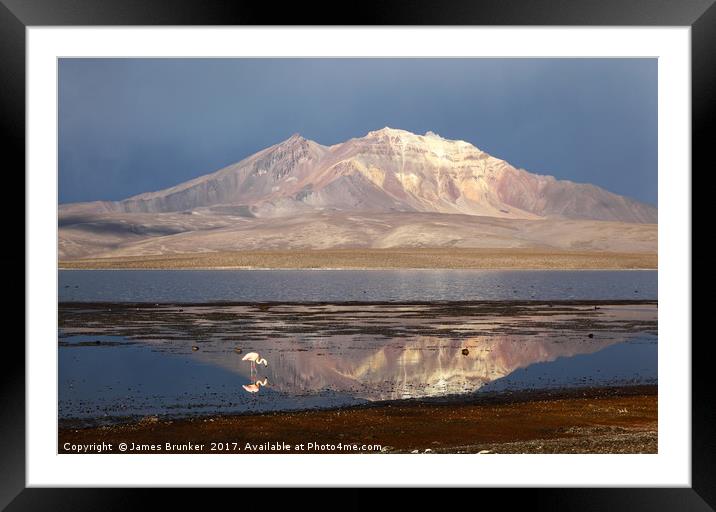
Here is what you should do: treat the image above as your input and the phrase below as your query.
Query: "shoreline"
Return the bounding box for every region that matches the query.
[58,299,658,306]
[58,248,657,271]
[59,266,658,271]
[59,385,657,454]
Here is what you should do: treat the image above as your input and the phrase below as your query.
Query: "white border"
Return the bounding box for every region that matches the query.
[27,27,691,487]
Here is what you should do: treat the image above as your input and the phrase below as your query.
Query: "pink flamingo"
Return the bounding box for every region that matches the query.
[241,351,268,377]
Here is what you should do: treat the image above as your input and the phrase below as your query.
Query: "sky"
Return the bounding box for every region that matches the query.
[59,58,657,205]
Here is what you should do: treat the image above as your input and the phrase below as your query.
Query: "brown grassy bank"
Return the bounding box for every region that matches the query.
[59,385,657,454]
[59,248,657,270]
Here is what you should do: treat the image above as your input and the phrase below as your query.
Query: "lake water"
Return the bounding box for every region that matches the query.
[59,269,657,302]
[58,301,657,425]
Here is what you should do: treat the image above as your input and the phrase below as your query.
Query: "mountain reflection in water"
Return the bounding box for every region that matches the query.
[58,302,657,422]
[210,333,637,401]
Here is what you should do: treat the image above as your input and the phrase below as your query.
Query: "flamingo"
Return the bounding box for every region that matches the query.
[242,351,268,367]
[241,351,268,377]
[242,378,269,393]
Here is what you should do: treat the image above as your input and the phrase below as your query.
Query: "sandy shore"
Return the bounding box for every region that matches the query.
[59,248,657,270]
[58,385,657,454]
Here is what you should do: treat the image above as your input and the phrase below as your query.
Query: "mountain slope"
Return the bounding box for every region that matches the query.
[61,128,657,224]
[58,210,657,262]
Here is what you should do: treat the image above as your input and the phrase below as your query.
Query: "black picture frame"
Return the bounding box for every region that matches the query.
[1,0,705,508]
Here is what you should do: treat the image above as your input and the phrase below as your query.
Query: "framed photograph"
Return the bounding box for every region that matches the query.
[4,0,706,506]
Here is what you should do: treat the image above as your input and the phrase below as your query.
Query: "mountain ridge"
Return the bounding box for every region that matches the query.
[60,127,657,224]
[58,128,657,261]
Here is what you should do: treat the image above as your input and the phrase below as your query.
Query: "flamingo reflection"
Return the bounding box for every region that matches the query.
[242,378,269,393]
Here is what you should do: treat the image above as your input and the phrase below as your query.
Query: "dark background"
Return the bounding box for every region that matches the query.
[1,0,706,509]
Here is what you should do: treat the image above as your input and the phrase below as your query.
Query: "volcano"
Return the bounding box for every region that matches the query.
[59,128,657,261]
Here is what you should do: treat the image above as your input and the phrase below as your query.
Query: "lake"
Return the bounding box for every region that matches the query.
[58,300,658,426]
[59,269,657,302]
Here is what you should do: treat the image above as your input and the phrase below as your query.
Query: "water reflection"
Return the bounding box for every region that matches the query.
[242,378,269,393]
[59,302,657,421]
[203,333,634,401]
